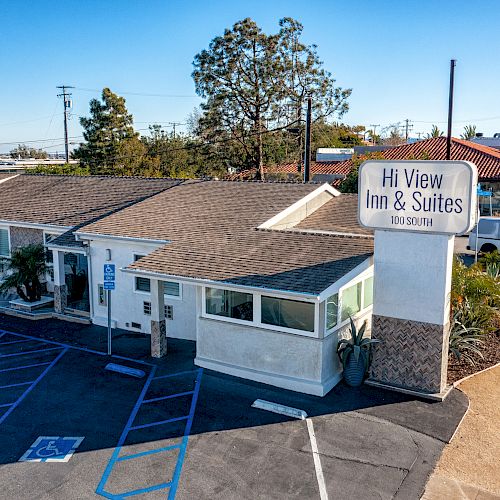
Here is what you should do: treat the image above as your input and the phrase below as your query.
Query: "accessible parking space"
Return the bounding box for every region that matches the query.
[0,321,469,500]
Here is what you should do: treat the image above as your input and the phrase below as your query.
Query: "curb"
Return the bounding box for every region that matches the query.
[452,361,500,388]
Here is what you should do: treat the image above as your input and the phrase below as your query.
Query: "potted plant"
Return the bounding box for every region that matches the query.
[0,244,47,302]
[337,318,380,387]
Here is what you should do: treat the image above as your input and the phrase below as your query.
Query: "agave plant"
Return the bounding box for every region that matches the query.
[449,317,484,366]
[337,318,380,387]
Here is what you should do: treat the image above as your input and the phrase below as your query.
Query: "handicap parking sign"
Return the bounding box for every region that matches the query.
[104,264,115,281]
[19,436,84,462]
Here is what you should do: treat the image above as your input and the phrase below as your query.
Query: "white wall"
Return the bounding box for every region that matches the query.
[87,238,197,340]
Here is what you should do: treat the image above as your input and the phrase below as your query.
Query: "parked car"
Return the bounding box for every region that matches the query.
[468,217,500,253]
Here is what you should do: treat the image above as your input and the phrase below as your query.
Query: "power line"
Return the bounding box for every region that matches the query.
[0,113,64,128]
[73,87,200,99]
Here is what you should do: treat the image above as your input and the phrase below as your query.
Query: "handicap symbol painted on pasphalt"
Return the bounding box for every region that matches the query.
[19,436,84,462]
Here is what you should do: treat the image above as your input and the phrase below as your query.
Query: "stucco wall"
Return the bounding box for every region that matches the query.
[88,238,197,340]
[9,226,43,251]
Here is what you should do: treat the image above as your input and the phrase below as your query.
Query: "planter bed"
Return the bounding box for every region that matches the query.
[447,330,500,384]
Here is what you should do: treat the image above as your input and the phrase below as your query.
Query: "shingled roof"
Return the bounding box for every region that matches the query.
[0,174,185,227]
[78,181,373,295]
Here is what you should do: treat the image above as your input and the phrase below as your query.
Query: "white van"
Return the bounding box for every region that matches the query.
[468,217,500,253]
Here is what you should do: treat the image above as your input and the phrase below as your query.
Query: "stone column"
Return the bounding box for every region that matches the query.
[150,279,167,358]
[52,250,67,314]
[367,230,453,398]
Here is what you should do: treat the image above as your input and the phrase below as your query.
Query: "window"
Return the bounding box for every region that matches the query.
[165,304,173,320]
[163,281,180,297]
[261,296,315,332]
[135,277,151,292]
[0,229,9,257]
[133,254,145,262]
[341,282,362,322]
[363,276,374,308]
[205,288,253,321]
[326,293,339,330]
[98,284,107,306]
[143,301,151,315]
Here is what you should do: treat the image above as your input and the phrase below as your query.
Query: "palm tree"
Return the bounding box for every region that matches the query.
[0,244,47,302]
[460,124,477,140]
[426,125,444,139]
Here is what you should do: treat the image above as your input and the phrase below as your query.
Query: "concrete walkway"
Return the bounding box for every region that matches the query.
[423,365,500,499]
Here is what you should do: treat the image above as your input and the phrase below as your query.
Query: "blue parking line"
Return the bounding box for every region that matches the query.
[0,339,31,346]
[0,330,155,367]
[129,415,189,431]
[0,346,63,358]
[0,347,68,425]
[96,368,203,499]
[153,369,198,381]
[0,403,13,408]
[143,391,194,404]
[0,381,34,390]
[116,444,181,462]
[0,361,51,373]
[168,368,203,500]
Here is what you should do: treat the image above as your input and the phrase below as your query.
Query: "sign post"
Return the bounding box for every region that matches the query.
[103,264,116,356]
[358,160,477,399]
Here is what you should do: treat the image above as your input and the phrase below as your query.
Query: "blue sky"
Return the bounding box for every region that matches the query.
[1,0,499,153]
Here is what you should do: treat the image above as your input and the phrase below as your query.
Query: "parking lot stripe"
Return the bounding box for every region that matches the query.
[0,347,69,425]
[142,391,195,404]
[168,368,203,500]
[120,482,172,498]
[129,415,189,431]
[0,381,34,390]
[117,444,181,462]
[0,361,51,373]
[0,339,31,346]
[0,330,156,367]
[153,369,198,380]
[0,403,13,408]
[306,418,328,500]
[0,346,63,358]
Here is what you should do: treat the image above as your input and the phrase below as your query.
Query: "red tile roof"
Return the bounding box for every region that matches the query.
[230,137,500,183]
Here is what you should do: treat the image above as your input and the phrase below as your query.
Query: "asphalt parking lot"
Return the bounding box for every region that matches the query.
[0,316,468,499]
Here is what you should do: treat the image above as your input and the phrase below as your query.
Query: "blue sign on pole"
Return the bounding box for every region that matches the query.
[104,281,115,290]
[104,264,116,281]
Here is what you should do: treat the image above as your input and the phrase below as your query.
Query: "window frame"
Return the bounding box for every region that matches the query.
[0,226,11,258]
[324,273,374,336]
[201,285,320,337]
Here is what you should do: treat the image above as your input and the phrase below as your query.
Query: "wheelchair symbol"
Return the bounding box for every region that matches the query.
[35,440,61,458]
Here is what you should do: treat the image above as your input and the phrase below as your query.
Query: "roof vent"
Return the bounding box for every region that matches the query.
[475,133,484,137]
[494,133,500,139]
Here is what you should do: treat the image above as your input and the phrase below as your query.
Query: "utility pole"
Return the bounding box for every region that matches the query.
[446,59,456,160]
[404,119,413,141]
[369,124,380,144]
[303,96,312,182]
[56,85,74,163]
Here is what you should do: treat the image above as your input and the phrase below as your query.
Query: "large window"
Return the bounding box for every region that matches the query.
[261,296,315,332]
[0,229,9,257]
[205,288,253,321]
[363,276,374,308]
[326,293,339,330]
[340,282,362,322]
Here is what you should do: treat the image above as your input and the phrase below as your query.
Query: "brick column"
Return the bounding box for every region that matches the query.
[367,230,453,398]
[150,279,167,358]
[52,250,67,314]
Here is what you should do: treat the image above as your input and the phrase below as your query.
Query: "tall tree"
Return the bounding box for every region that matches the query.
[73,88,146,175]
[461,124,477,140]
[192,17,350,178]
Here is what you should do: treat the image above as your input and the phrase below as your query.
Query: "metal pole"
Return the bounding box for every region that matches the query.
[303,96,312,182]
[107,289,111,355]
[446,60,456,160]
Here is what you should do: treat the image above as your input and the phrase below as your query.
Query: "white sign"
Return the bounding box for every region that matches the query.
[358,160,477,235]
